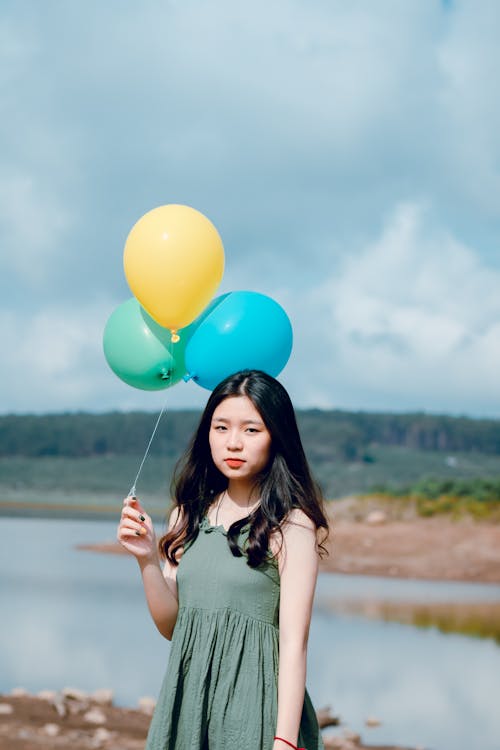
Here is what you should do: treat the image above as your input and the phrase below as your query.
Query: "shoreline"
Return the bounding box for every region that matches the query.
[78,516,500,585]
[4,500,500,584]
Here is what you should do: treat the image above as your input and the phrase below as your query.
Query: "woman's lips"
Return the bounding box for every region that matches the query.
[225,458,245,468]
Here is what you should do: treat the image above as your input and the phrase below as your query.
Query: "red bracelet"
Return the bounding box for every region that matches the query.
[273,736,305,750]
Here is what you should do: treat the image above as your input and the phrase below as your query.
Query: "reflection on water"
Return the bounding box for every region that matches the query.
[2,517,500,750]
[314,569,500,645]
[318,599,500,644]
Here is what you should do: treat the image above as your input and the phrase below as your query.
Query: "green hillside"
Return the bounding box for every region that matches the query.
[1,410,500,519]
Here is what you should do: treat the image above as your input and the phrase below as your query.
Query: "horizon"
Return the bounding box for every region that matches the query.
[2,405,500,422]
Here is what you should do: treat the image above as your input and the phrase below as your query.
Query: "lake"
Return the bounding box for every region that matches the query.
[1,517,500,750]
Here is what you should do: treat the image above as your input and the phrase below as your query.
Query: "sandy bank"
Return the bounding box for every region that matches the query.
[77,507,500,584]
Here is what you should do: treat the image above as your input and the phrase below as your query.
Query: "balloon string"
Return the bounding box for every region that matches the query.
[128,400,168,498]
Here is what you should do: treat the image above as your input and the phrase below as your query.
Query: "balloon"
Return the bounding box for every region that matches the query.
[184,291,293,390]
[123,204,225,333]
[103,298,193,390]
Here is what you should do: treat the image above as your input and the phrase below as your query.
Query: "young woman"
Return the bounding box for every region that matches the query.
[117,369,330,750]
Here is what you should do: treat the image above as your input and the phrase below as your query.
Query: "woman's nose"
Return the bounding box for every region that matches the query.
[226,430,243,450]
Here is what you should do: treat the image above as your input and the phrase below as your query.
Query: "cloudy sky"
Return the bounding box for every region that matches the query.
[1,0,499,416]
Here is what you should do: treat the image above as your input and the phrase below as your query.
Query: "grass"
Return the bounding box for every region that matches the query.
[1,446,500,521]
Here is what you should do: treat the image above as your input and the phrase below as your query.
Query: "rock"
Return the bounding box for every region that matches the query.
[342,728,361,742]
[316,704,341,728]
[10,687,29,697]
[60,687,91,715]
[365,715,381,727]
[68,699,91,715]
[93,727,113,739]
[138,695,156,715]
[323,737,346,749]
[92,688,114,705]
[83,706,107,724]
[365,510,387,525]
[42,723,61,737]
[51,693,67,718]
[0,703,13,715]
[37,689,57,701]
[323,737,358,750]
[93,727,113,744]
[62,686,89,701]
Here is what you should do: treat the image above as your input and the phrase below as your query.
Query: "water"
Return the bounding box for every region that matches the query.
[1,517,500,750]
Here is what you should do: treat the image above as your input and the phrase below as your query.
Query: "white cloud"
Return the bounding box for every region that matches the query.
[2,201,499,416]
[0,174,72,284]
[1,1,500,415]
[285,201,500,414]
[0,299,209,413]
[1,302,109,412]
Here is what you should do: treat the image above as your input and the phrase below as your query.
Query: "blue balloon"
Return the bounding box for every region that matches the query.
[184,291,293,390]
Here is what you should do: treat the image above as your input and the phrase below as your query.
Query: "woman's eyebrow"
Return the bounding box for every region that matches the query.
[212,417,264,425]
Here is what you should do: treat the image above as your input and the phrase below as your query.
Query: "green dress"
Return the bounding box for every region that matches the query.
[145,514,325,750]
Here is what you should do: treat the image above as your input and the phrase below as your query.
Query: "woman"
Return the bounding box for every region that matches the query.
[118,369,330,749]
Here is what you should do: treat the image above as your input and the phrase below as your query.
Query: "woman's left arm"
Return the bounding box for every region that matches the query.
[273,509,320,750]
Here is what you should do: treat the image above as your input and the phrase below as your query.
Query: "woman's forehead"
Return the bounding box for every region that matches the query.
[212,395,264,422]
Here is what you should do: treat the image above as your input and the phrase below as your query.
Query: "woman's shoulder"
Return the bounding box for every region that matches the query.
[167,504,185,529]
[281,507,317,532]
[166,505,186,561]
[268,508,320,575]
[268,508,317,559]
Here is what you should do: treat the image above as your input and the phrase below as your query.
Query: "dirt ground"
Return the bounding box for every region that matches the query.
[320,518,500,583]
[0,692,418,750]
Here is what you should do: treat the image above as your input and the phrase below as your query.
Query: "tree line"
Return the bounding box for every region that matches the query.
[1,409,499,459]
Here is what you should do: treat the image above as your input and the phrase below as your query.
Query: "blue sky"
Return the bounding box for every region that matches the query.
[1,0,499,416]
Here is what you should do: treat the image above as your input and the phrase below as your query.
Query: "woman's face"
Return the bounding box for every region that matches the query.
[209,395,272,483]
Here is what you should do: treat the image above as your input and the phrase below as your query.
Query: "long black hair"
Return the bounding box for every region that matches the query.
[159,369,330,568]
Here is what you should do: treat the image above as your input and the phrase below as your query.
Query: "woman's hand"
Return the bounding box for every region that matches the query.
[117,496,158,564]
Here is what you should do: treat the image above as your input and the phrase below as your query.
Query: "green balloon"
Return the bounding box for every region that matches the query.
[103,298,192,390]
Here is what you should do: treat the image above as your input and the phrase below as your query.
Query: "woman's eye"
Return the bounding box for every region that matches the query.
[246,428,259,433]
[214,425,226,431]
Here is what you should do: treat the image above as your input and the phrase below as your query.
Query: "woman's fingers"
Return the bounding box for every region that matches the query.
[118,496,157,556]
[121,506,148,524]
[123,495,146,514]
[119,515,148,535]
[118,506,148,535]
[119,525,147,539]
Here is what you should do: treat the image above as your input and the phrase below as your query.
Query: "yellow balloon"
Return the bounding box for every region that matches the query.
[123,204,225,331]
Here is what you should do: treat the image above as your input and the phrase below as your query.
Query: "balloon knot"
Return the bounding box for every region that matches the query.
[160,368,171,381]
[170,330,180,343]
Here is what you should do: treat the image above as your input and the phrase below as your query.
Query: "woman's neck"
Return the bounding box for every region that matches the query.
[225,480,260,509]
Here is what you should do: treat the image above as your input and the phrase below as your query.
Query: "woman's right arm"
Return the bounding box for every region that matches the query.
[117,496,182,641]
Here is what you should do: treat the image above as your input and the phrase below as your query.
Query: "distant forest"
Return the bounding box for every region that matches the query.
[1,410,499,460]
